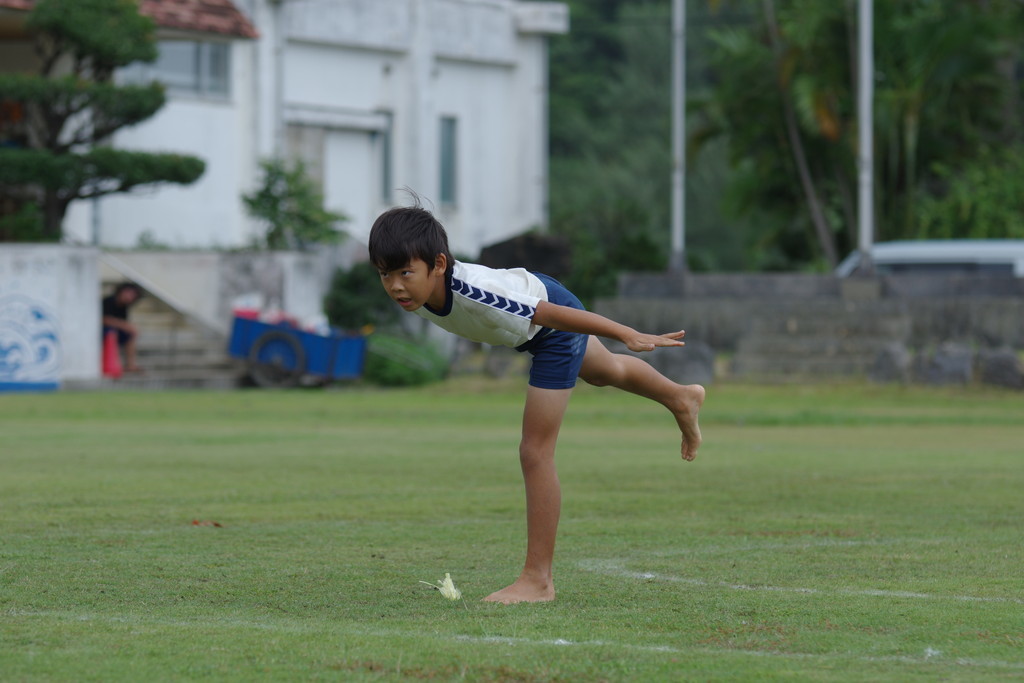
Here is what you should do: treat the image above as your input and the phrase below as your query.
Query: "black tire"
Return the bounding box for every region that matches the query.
[247,330,306,388]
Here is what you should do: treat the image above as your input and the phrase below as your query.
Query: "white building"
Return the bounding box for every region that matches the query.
[1,0,569,256]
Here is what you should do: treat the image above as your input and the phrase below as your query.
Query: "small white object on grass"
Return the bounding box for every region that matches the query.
[420,572,462,600]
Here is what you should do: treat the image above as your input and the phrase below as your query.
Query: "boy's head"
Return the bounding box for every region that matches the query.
[368,205,453,276]
[113,282,142,306]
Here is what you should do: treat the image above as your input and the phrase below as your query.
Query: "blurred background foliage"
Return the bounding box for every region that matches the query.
[546,0,1024,301]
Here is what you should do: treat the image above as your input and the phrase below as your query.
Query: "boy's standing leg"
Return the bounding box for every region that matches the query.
[483,336,705,604]
[579,337,705,461]
[483,385,573,604]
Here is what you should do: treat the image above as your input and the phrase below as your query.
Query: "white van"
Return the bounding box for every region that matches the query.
[836,240,1024,277]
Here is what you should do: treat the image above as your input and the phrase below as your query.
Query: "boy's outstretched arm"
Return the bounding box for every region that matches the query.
[532,301,685,353]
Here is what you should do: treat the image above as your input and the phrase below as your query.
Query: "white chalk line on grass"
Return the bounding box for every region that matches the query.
[9,609,1024,672]
[642,536,949,558]
[451,634,1024,671]
[578,558,1024,605]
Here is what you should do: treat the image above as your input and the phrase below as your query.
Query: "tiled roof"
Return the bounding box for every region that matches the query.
[0,0,258,39]
[139,0,258,39]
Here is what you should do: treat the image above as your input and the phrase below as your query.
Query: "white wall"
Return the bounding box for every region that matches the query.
[64,39,260,248]
[432,57,516,254]
[274,0,566,256]
[286,42,391,112]
[0,245,100,389]
[322,130,377,242]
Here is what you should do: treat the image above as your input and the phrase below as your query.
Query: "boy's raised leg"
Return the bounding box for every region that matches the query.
[483,385,573,604]
[579,336,705,461]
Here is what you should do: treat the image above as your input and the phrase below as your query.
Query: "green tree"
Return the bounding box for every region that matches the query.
[550,3,672,300]
[694,0,1021,268]
[548,1,759,298]
[549,0,637,160]
[242,158,347,250]
[915,145,1024,240]
[0,0,206,241]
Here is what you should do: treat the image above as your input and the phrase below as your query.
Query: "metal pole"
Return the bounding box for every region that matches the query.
[271,0,285,158]
[669,0,686,272]
[857,0,874,272]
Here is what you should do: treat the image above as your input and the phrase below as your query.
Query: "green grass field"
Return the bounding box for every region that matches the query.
[2,379,1023,681]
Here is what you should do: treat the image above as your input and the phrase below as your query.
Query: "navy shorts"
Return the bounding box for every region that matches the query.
[515,273,588,390]
[102,326,131,347]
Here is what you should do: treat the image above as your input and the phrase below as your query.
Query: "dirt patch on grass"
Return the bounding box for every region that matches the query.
[326,660,587,682]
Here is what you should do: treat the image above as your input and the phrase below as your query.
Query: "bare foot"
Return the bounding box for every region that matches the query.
[482,576,555,604]
[672,384,705,461]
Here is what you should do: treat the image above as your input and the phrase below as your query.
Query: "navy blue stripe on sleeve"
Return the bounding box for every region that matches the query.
[451,277,536,320]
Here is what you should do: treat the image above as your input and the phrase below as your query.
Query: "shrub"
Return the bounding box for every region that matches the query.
[916,146,1024,239]
[323,260,399,332]
[364,334,448,387]
[242,159,345,249]
[0,202,49,242]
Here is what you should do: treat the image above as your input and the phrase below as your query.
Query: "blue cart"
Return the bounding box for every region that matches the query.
[228,316,367,388]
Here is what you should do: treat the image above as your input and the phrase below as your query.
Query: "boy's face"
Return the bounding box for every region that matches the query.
[378,255,447,312]
[117,288,140,306]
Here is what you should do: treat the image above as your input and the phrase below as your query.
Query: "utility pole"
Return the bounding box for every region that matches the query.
[669,0,686,272]
[856,0,875,273]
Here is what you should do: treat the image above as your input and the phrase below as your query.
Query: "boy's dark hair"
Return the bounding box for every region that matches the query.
[113,282,142,298]
[368,205,453,276]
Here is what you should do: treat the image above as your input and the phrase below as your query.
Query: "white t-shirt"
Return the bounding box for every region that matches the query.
[412,261,548,348]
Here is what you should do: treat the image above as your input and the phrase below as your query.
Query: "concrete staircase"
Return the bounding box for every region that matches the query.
[731,306,911,380]
[102,293,243,390]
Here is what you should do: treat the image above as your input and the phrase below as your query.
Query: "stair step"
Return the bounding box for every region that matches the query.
[101,374,242,390]
[106,287,235,388]
[132,359,238,374]
[136,339,228,356]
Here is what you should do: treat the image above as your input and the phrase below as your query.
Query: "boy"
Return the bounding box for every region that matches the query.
[101,282,143,372]
[368,204,704,604]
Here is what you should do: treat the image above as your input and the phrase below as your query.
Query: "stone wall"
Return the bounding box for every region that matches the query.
[617,271,1024,301]
[597,272,1024,385]
[596,296,1024,352]
[604,273,1024,350]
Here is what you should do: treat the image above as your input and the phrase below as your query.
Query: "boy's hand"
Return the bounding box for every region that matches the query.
[531,302,688,352]
[625,330,686,353]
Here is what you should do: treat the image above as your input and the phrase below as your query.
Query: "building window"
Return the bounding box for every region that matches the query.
[121,41,231,97]
[439,116,457,206]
